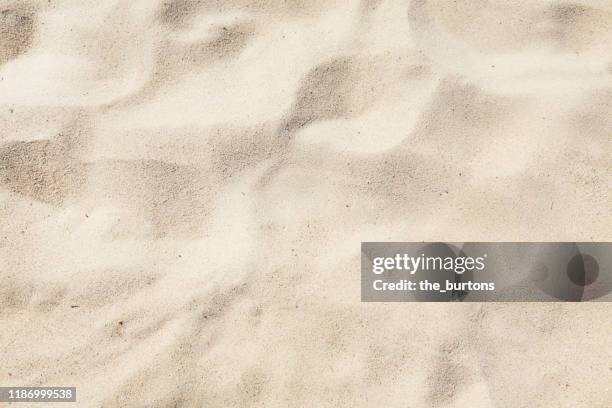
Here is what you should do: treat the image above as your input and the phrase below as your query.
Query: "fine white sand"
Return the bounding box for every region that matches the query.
[1,0,611,406]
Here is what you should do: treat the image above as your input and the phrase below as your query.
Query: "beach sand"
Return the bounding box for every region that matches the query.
[1,0,611,406]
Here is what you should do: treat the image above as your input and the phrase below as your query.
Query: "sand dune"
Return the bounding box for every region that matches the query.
[1,0,611,406]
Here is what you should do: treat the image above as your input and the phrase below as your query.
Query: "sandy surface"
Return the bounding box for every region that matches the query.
[1,0,611,406]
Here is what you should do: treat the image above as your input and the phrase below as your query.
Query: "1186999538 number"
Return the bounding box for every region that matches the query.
[0,387,76,402]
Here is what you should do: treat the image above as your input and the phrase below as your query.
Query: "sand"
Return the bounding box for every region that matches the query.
[1,0,611,406]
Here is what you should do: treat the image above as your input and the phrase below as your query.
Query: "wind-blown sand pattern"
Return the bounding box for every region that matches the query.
[1,0,611,406]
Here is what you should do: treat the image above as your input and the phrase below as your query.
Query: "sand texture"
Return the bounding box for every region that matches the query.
[1,0,611,407]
